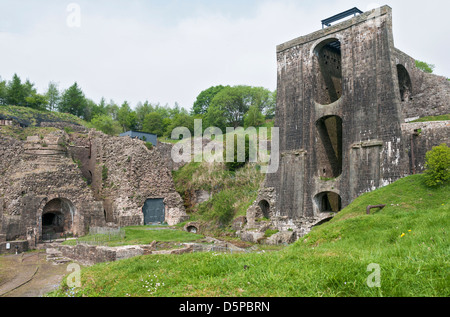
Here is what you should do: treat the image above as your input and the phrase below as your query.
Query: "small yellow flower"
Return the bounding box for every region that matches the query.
[401,233,406,238]
[408,230,412,232]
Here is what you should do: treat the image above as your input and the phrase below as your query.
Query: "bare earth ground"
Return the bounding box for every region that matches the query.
[0,251,71,297]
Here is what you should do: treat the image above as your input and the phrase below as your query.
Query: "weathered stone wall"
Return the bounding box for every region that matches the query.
[0,240,28,254]
[392,49,450,121]
[401,121,450,174]
[0,130,105,243]
[242,6,449,243]
[0,126,188,250]
[83,130,188,227]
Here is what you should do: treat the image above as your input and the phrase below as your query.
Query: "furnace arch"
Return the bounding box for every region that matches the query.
[313,38,343,105]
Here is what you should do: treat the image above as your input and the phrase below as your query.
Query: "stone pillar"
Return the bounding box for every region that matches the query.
[26,227,37,249]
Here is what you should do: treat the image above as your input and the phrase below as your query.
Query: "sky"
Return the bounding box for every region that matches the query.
[0,0,449,111]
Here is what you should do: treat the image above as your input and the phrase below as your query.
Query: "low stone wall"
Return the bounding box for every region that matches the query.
[0,240,29,254]
[56,243,193,265]
[58,244,145,265]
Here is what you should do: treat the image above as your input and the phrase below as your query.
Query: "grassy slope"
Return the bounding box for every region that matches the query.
[50,174,449,297]
[173,161,265,236]
[411,113,450,122]
[0,105,87,127]
[0,105,89,140]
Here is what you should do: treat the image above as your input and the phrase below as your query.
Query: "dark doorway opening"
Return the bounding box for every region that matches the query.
[42,198,74,239]
[258,200,271,219]
[316,116,343,178]
[315,192,342,213]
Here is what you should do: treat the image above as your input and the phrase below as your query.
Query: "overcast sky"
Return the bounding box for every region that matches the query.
[1,0,449,111]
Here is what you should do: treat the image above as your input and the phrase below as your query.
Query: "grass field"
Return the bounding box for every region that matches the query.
[49,174,449,297]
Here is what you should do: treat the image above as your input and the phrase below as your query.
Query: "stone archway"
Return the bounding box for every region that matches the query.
[258,200,271,219]
[41,198,75,238]
[314,192,342,213]
[397,64,412,102]
[314,38,343,105]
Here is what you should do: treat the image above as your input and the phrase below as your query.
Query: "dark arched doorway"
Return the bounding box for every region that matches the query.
[314,192,342,213]
[42,198,75,238]
[258,200,271,219]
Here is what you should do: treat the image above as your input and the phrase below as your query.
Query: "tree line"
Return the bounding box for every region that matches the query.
[0,73,276,137]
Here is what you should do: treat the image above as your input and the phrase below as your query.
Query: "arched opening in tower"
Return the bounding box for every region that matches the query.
[314,192,342,213]
[315,115,343,179]
[397,64,412,102]
[314,38,343,105]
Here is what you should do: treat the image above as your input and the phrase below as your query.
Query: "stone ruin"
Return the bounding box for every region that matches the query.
[0,124,188,252]
[239,6,450,244]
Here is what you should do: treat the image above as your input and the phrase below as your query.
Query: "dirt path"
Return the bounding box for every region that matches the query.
[0,251,71,297]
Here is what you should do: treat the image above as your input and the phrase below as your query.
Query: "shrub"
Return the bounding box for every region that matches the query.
[225,134,250,172]
[198,191,236,227]
[102,165,108,181]
[423,143,450,187]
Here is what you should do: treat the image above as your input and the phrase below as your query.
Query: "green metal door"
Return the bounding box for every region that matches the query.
[143,199,165,224]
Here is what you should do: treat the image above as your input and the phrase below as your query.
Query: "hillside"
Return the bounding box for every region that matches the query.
[49,174,449,297]
[0,105,89,140]
[0,105,87,128]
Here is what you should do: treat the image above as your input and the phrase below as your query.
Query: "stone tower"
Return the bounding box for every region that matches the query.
[241,6,449,243]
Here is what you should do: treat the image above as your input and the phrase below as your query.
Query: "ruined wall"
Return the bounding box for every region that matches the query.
[0,131,104,243]
[401,121,450,174]
[0,126,188,248]
[242,6,449,242]
[393,49,450,121]
[70,130,188,227]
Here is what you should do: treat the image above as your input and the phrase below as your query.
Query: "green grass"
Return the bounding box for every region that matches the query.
[50,174,449,297]
[0,105,88,127]
[173,161,265,232]
[411,114,450,123]
[62,226,204,247]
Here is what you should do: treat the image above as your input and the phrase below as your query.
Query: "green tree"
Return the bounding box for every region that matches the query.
[117,101,138,132]
[424,144,450,187]
[90,114,122,135]
[6,74,27,107]
[209,86,249,129]
[204,103,227,132]
[105,100,119,121]
[192,85,226,115]
[0,79,8,105]
[165,112,195,136]
[89,97,108,120]
[244,104,265,128]
[135,101,155,130]
[25,93,48,111]
[58,82,88,119]
[45,82,60,111]
[415,60,435,74]
[142,112,165,136]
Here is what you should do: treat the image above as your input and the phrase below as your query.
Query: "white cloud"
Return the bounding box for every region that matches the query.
[1,0,448,111]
